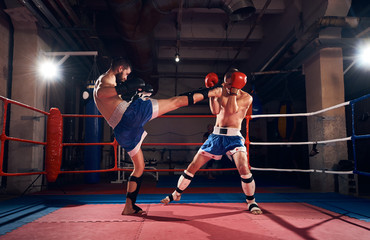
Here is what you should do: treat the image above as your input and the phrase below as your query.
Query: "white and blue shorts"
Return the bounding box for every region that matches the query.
[112,98,158,157]
[198,127,247,160]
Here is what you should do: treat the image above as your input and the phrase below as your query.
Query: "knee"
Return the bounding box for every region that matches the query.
[238,165,251,176]
[187,162,201,174]
[187,164,197,174]
[132,166,144,176]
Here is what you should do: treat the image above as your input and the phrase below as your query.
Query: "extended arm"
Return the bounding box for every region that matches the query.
[205,72,221,114]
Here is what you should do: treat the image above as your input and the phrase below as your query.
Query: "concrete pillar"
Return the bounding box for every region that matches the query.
[6,7,49,194]
[303,48,348,193]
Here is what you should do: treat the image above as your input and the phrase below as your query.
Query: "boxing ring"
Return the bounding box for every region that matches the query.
[1,94,370,239]
[1,94,370,180]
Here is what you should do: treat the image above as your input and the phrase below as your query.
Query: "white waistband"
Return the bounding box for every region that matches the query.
[108,101,130,128]
[213,127,241,136]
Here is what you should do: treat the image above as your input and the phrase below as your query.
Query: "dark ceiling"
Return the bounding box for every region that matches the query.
[3,0,370,105]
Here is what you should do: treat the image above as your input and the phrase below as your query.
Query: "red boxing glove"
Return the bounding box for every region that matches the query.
[230,72,247,95]
[205,72,218,88]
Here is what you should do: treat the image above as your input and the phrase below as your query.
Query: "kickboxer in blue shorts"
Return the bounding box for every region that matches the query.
[94,57,222,215]
[161,68,263,215]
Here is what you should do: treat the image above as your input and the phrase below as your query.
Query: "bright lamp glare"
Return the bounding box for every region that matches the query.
[358,45,370,67]
[175,53,180,62]
[39,61,59,79]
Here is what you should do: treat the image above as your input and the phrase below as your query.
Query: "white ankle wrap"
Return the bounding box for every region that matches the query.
[176,170,194,193]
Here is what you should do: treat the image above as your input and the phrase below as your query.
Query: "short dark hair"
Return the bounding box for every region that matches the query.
[111,57,131,71]
[224,67,239,80]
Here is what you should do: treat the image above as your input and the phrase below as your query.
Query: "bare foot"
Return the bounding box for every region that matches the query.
[160,196,171,205]
[251,208,263,215]
[121,209,145,215]
[121,204,146,215]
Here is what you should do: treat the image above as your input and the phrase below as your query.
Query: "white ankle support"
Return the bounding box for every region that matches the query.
[177,170,194,193]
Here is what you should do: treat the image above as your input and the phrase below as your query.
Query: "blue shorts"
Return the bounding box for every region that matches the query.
[114,98,158,156]
[198,127,246,160]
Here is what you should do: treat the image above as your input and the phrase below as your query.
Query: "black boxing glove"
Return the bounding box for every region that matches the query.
[115,78,145,96]
[120,89,137,102]
[138,83,154,97]
[115,78,146,102]
[115,82,135,102]
[115,78,145,102]
[132,83,154,101]
[143,83,154,94]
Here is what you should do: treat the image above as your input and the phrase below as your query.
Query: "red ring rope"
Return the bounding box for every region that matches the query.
[0,96,251,181]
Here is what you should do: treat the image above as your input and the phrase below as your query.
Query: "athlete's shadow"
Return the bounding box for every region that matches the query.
[141,205,263,239]
[142,205,245,222]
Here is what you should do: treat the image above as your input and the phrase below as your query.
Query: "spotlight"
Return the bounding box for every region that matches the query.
[38,60,60,80]
[358,44,370,67]
[175,53,180,63]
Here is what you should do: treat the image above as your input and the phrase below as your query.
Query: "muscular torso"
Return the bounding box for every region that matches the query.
[93,72,124,120]
[214,88,252,129]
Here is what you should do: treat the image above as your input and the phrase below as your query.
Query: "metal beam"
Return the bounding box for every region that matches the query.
[42,51,98,65]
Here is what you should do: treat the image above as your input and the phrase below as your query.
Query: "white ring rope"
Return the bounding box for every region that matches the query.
[250,136,352,146]
[251,167,353,174]
[249,101,355,175]
[251,101,350,119]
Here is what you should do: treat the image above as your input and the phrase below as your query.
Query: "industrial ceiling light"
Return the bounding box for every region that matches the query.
[175,52,180,63]
[227,0,256,22]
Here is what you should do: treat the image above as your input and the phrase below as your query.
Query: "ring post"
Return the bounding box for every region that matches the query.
[45,108,63,182]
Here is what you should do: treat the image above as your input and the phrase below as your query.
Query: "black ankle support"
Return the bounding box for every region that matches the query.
[126,175,143,204]
[179,87,210,106]
[168,194,174,202]
[248,203,259,211]
[192,88,210,100]
[246,195,255,201]
[179,92,194,105]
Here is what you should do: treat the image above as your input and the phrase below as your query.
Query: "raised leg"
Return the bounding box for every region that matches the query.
[156,87,221,117]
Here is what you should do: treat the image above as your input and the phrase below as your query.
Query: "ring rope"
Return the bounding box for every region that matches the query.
[1,96,49,177]
[250,136,352,146]
[1,94,370,181]
[251,101,350,119]
[0,96,49,115]
[250,167,353,174]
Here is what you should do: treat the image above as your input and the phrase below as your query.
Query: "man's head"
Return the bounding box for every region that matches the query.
[223,68,239,93]
[224,68,239,82]
[111,57,132,82]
